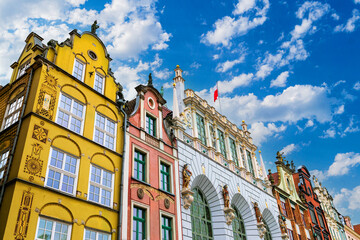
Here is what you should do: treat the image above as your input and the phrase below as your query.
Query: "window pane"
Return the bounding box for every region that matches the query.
[73,59,84,80]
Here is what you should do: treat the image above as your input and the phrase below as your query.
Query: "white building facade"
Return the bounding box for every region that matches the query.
[171,66,281,240]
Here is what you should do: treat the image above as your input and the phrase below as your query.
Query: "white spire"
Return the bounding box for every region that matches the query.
[259,151,267,181]
[173,82,179,118]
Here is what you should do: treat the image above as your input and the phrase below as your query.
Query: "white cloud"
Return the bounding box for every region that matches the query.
[334,105,345,115]
[354,81,360,90]
[213,54,220,60]
[310,169,327,182]
[329,152,360,176]
[305,119,314,127]
[333,80,346,87]
[197,84,334,125]
[344,116,360,134]
[280,143,298,155]
[321,127,336,138]
[66,0,87,7]
[217,73,254,93]
[201,0,269,47]
[190,62,201,69]
[334,185,360,211]
[233,0,256,15]
[331,13,340,21]
[249,122,287,145]
[356,0,360,3]
[215,56,245,72]
[334,9,360,33]
[153,68,172,80]
[270,71,290,88]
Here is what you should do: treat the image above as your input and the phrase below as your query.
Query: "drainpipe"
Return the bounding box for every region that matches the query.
[0,67,34,207]
[117,100,128,240]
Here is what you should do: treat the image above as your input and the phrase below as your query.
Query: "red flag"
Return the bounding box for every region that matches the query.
[214,87,218,102]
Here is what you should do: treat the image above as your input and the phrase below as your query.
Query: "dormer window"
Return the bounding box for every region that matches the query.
[2,95,24,130]
[17,60,30,79]
[94,73,104,94]
[73,58,85,82]
[146,114,156,137]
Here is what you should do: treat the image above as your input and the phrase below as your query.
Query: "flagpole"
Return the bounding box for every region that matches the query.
[217,81,223,115]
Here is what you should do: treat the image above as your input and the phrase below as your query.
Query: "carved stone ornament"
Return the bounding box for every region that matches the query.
[182,164,192,190]
[164,198,170,209]
[181,188,194,209]
[257,222,267,239]
[222,185,230,208]
[137,188,144,199]
[279,215,289,240]
[224,207,236,225]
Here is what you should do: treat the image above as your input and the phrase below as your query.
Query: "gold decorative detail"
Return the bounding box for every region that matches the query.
[14,189,34,239]
[222,185,230,208]
[202,165,205,174]
[164,198,170,209]
[0,140,10,152]
[24,143,43,177]
[29,176,34,182]
[237,186,241,193]
[36,74,58,120]
[182,164,192,190]
[32,125,48,143]
[130,183,174,203]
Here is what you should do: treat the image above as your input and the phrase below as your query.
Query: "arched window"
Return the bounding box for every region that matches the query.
[191,188,213,239]
[232,206,246,240]
[264,220,272,240]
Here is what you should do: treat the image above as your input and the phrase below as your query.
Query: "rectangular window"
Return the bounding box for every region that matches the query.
[89,165,113,207]
[56,94,85,134]
[160,162,171,192]
[281,200,288,217]
[84,229,110,240]
[217,129,227,158]
[146,114,156,137]
[133,207,146,240]
[161,215,172,240]
[73,58,85,81]
[287,229,294,240]
[310,209,317,224]
[17,60,30,79]
[94,113,116,150]
[46,148,78,195]
[94,73,105,94]
[0,150,10,182]
[36,217,71,240]
[240,147,246,167]
[3,95,24,129]
[134,150,146,182]
[246,150,254,175]
[229,138,238,166]
[301,213,306,226]
[196,114,206,145]
[292,208,297,222]
[318,213,325,228]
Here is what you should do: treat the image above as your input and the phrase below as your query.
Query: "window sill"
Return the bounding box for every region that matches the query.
[158,188,175,197]
[131,177,151,187]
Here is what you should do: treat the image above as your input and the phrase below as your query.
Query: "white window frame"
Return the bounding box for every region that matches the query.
[94,72,105,94]
[72,58,86,82]
[44,148,80,196]
[35,216,72,240]
[132,144,150,183]
[83,228,111,240]
[55,92,86,135]
[131,201,150,240]
[159,210,176,240]
[0,150,10,181]
[87,164,114,207]
[158,158,173,194]
[2,95,24,130]
[93,112,117,151]
[17,60,31,79]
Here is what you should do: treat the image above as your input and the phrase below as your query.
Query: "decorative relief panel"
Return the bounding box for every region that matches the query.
[24,143,43,178]
[35,72,58,120]
[32,125,48,143]
[14,188,34,239]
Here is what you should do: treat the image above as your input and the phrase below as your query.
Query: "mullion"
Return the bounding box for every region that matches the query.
[160,163,170,192]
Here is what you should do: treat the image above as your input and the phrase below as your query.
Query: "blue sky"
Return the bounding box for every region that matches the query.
[0,0,359,222]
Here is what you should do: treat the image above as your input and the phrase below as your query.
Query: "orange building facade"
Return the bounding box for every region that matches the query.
[120,80,181,240]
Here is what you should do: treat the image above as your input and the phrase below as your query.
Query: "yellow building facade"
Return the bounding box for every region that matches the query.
[0,28,125,240]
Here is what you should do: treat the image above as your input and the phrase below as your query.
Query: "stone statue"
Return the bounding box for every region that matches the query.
[148,73,153,86]
[279,215,287,234]
[160,86,164,97]
[276,151,283,162]
[253,202,263,223]
[268,169,274,184]
[182,164,192,189]
[91,20,99,34]
[222,185,230,208]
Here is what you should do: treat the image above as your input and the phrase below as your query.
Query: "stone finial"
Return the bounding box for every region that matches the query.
[91,20,99,34]
[268,169,274,184]
[276,151,283,162]
[160,86,164,97]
